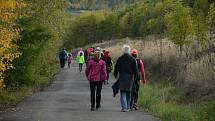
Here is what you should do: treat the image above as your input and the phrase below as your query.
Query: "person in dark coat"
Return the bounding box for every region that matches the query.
[114,45,139,112]
[59,48,67,68]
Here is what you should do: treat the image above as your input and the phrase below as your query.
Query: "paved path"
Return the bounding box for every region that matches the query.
[0,64,158,121]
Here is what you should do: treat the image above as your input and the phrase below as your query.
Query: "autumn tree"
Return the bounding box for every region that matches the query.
[0,0,26,89]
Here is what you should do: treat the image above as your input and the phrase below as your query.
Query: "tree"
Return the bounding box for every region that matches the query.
[5,0,71,87]
[98,13,120,41]
[0,0,25,89]
[165,1,194,50]
[119,12,132,37]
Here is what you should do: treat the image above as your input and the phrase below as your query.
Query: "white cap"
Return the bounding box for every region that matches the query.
[122,45,131,54]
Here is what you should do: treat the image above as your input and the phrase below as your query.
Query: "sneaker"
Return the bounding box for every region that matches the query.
[121,109,128,112]
[133,105,139,111]
[96,105,101,110]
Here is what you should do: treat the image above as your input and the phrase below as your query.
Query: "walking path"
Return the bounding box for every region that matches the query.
[0,64,158,121]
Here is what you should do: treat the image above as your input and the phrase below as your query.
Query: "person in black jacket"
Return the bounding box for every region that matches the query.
[114,45,139,112]
[59,48,68,68]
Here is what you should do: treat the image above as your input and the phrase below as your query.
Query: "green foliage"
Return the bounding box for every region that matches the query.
[98,13,120,40]
[165,1,193,48]
[5,0,71,88]
[193,10,208,45]
[207,4,215,27]
[64,12,103,47]
[207,3,215,40]
[146,2,166,34]
[64,11,121,48]
[65,0,214,50]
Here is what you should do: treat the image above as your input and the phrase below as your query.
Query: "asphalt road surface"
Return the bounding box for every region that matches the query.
[0,64,158,121]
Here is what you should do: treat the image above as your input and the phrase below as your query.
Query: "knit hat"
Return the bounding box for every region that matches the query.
[131,48,138,55]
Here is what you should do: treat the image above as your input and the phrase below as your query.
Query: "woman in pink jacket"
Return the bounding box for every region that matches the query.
[85,50,107,111]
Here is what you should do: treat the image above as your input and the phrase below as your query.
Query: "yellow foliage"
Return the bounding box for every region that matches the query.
[0,0,24,90]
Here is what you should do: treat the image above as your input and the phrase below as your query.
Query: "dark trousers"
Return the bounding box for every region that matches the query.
[107,71,110,81]
[60,59,66,68]
[90,81,103,108]
[79,63,83,72]
[131,82,140,107]
[68,62,71,69]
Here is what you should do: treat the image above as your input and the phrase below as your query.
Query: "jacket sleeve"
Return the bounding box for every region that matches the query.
[114,59,119,78]
[102,61,107,80]
[140,60,145,80]
[85,61,91,78]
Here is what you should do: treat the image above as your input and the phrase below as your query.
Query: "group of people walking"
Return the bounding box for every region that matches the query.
[84,45,146,112]
[113,45,146,112]
[59,45,146,112]
[58,48,86,72]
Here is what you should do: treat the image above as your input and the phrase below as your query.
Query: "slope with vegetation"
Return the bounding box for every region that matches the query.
[1,0,214,120]
[65,0,215,120]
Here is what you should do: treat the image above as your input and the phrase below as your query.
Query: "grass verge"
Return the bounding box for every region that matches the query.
[0,63,58,112]
[139,84,215,121]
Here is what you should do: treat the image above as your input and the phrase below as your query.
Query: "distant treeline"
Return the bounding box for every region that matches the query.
[65,0,215,49]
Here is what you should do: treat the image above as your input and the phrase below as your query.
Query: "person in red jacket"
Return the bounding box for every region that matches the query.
[130,48,146,111]
[85,49,107,111]
[102,51,113,84]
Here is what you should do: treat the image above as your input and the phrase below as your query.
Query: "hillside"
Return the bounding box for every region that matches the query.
[91,37,215,120]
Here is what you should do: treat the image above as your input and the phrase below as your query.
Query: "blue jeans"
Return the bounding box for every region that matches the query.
[120,91,131,110]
